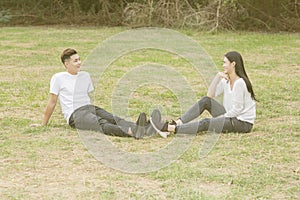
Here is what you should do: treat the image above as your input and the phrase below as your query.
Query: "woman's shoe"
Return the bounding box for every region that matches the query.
[149,109,169,138]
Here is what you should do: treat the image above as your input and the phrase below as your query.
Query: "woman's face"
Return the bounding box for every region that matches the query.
[223,57,235,74]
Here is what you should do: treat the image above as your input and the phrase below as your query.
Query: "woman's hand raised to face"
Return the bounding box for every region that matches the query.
[218,72,229,82]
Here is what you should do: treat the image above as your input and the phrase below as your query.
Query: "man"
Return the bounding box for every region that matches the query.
[40,48,147,139]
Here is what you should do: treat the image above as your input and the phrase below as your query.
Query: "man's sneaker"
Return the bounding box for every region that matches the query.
[149,109,169,138]
[133,112,147,139]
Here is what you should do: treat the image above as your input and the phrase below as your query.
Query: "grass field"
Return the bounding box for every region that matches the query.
[0,26,299,199]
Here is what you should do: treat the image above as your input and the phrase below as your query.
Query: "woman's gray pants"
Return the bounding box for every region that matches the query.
[176,96,253,134]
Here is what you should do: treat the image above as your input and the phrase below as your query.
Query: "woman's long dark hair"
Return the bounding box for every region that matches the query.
[225,51,257,101]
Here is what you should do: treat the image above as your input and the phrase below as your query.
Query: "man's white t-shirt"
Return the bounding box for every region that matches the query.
[215,78,256,124]
[50,71,94,123]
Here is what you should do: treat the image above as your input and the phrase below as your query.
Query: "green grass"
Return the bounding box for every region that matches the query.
[0,26,299,199]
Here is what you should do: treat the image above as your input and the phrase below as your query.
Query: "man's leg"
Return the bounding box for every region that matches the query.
[94,106,140,134]
[69,105,132,137]
[69,105,103,132]
[70,105,147,138]
[97,109,147,138]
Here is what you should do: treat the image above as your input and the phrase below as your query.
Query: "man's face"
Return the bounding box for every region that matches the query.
[65,54,81,75]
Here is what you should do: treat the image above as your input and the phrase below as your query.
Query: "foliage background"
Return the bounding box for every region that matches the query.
[0,0,299,31]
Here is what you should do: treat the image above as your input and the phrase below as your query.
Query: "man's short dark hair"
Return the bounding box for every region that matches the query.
[61,48,77,64]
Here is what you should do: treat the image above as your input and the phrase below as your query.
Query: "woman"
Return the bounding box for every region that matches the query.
[151,51,257,135]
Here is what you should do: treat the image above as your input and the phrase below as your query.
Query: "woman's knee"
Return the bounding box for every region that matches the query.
[199,96,211,104]
[196,96,211,109]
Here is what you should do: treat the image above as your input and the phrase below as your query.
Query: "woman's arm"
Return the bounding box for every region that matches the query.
[207,72,228,98]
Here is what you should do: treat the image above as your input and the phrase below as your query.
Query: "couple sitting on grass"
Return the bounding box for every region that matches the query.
[40,48,256,139]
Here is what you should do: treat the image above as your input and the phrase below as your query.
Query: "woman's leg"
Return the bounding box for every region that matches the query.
[180,96,226,123]
[228,118,253,133]
[175,117,253,134]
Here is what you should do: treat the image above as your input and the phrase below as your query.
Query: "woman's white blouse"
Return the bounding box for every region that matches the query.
[215,78,256,124]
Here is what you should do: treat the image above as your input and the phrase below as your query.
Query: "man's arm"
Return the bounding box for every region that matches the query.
[42,93,58,126]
